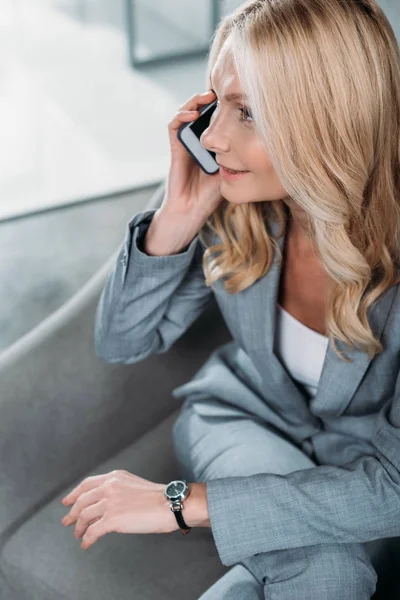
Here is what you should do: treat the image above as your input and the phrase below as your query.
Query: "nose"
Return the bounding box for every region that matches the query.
[200,116,230,154]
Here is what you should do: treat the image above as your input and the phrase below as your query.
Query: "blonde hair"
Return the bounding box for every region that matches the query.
[198,0,400,362]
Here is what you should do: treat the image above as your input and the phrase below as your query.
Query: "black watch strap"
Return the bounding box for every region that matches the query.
[172,506,191,534]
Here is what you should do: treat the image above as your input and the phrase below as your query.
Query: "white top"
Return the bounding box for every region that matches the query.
[274,303,329,398]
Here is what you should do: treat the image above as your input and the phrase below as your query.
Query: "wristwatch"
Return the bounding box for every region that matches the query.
[164,480,192,534]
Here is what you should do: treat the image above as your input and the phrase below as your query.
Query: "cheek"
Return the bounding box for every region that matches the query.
[244,140,273,173]
[246,147,287,197]
[249,157,274,176]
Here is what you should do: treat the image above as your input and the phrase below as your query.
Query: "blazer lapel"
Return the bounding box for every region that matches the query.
[310,285,397,417]
[236,207,397,418]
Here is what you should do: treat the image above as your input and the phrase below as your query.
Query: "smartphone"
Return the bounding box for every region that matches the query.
[177,100,219,175]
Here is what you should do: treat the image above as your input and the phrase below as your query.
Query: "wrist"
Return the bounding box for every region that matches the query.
[161,481,211,532]
[183,482,211,529]
[145,209,198,256]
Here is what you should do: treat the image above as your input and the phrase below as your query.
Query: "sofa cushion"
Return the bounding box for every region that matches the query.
[0,410,229,600]
[2,408,399,599]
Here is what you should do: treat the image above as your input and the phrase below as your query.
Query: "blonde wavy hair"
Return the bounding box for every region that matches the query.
[198,0,400,362]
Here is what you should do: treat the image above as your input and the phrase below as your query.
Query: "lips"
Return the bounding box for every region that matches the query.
[219,166,250,180]
[218,164,248,173]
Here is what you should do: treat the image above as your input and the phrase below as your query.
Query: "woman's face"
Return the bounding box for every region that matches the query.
[200,39,290,206]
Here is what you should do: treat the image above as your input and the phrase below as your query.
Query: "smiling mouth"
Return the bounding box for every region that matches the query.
[220,166,249,174]
[220,166,250,180]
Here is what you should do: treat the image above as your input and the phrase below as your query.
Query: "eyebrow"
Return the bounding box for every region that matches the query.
[210,75,248,103]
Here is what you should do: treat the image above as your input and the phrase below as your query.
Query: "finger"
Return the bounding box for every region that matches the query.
[168,109,199,132]
[62,473,108,505]
[62,487,103,526]
[74,500,106,540]
[168,90,216,132]
[180,90,215,113]
[81,516,109,549]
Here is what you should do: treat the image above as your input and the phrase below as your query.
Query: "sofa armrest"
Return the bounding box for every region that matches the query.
[0,182,232,546]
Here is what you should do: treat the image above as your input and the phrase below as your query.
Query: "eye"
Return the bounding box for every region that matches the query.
[239,106,253,124]
[212,99,253,125]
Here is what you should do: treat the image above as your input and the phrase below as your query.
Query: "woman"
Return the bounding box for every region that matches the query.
[62,1,400,598]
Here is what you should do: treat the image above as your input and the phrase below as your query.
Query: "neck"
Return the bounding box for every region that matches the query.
[282,199,310,236]
[284,204,316,257]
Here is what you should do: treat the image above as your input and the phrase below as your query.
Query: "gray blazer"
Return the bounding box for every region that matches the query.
[94,207,400,567]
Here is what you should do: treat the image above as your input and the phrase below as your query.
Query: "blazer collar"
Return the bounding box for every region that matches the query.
[235,208,398,418]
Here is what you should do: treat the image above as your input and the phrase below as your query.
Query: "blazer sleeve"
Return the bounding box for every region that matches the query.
[206,376,400,566]
[94,208,213,364]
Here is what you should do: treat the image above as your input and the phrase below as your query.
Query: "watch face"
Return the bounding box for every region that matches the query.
[166,480,186,498]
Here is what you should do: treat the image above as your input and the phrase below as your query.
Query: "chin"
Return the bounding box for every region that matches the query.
[220,187,249,202]
[223,191,265,205]
[224,196,252,205]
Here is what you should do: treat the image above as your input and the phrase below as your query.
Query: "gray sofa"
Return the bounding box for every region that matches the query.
[0,180,398,599]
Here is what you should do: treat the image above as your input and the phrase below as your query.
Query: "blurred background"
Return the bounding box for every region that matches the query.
[0,0,399,353]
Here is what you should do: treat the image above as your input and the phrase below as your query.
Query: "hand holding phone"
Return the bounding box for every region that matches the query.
[159,90,223,230]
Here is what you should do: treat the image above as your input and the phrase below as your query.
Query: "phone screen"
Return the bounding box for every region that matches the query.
[189,103,217,160]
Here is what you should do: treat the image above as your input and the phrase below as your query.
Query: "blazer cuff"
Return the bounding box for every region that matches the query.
[126,209,199,270]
